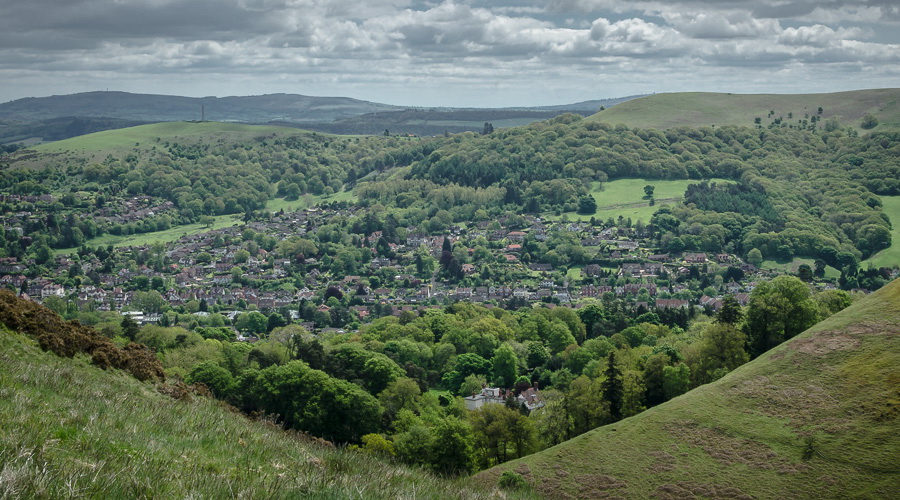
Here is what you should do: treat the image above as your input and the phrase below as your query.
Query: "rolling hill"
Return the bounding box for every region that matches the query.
[0,91,403,124]
[0,91,643,144]
[590,89,900,132]
[476,278,900,499]
[0,292,530,500]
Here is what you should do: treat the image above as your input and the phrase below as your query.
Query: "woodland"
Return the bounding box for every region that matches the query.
[1,112,898,474]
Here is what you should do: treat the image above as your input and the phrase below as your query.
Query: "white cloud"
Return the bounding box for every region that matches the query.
[0,0,897,106]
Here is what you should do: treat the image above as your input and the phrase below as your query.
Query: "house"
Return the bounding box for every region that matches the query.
[517,386,544,411]
[684,253,708,264]
[656,298,689,309]
[699,295,723,311]
[529,263,553,273]
[464,387,507,411]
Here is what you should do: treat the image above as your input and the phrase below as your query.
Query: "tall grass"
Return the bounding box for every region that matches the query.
[0,331,532,499]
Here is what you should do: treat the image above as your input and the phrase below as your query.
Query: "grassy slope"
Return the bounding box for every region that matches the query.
[589,89,900,132]
[760,257,842,280]
[0,330,533,500]
[476,279,900,499]
[865,196,900,268]
[24,121,312,162]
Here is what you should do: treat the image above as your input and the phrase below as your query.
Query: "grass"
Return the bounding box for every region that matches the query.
[33,122,309,154]
[554,178,733,223]
[475,278,900,498]
[53,191,360,256]
[589,89,900,132]
[0,329,534,500]
[865,196,900,268]
[266,190,357,213]
[54,213,242,255]
[760,257,841,280]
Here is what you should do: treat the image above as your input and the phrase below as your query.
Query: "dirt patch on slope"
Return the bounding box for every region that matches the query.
[728,375,840,428]
[525,466,628,499]
[789,331,860,355]
[664,420,808,474]
[647,451,677,473]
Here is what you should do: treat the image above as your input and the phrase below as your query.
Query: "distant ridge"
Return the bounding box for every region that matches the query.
[476,278,900,498]
[0,91,642,143]
[589,88,900,132]
[0,91,403,123]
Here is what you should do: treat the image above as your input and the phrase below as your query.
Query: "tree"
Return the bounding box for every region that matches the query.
[797,263,813,281]
[442,352,492,394]
[642,353,668,407]
[132,290,166,314]
[394,424,434,467]
[380,377,422,419]
[43,296,67,316]
[482,122,494,135]
[525,341,549,369]
[715,295,743,325]
[600,351,624,421]
[362,354,404,395]
[860,113,879,129]
[577,195,597,215]
[121,314,140,340]
[662,364,690,400]
[235,311,268,336]
[696,323,749,383]
[547,321,576,354]
[746,248,763,267]
[360,433,395,457]
[187,361,235,400]
[531,389,570,445]
[431,416,475,475]
[643,185,655,198]
[491,344,518,389]
[744,276,820,357]
[469,404,536,468]
[200,215,215,228]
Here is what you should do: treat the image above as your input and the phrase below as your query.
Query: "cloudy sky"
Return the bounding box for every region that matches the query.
[1,0,898,107]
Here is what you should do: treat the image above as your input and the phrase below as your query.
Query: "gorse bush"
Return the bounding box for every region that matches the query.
[0,290,163,381]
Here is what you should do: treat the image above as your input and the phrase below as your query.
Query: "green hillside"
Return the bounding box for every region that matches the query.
[32,121,309,154]
[590,89,900,132]
[476,278,900,499]
[0,301,529,499]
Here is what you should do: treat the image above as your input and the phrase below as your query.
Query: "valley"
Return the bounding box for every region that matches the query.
[1,88,899,498]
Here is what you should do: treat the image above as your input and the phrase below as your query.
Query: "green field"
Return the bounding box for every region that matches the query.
[55,213,242,255]
[556,178,733,223]
[761,257,841,280]
[476,279,900,498]
[865,196,900,268]
[28,122,314,161]
[589,89,900,132]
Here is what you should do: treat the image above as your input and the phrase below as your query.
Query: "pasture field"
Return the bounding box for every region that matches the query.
[865,196,900,268]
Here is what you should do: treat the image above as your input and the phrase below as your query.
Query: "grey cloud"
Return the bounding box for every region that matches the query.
[0,0,897,107]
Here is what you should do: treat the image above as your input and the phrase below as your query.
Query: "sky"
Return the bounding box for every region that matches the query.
[1,0,898,108]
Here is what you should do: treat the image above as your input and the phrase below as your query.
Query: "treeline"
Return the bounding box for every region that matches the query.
[78,275,850,474]
[5,113,898,260]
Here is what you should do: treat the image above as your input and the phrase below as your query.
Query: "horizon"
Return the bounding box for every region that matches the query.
[1,1,898,108]
[2,87,895,110]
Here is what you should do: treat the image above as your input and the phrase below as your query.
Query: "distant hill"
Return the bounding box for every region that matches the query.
[476,278,900,498]
[0,91,403,123]
[0,91,643,143]
[0,292,528,500]
[590,89,900,132]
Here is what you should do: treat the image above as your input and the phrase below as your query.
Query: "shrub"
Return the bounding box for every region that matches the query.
[498,470,528,490]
